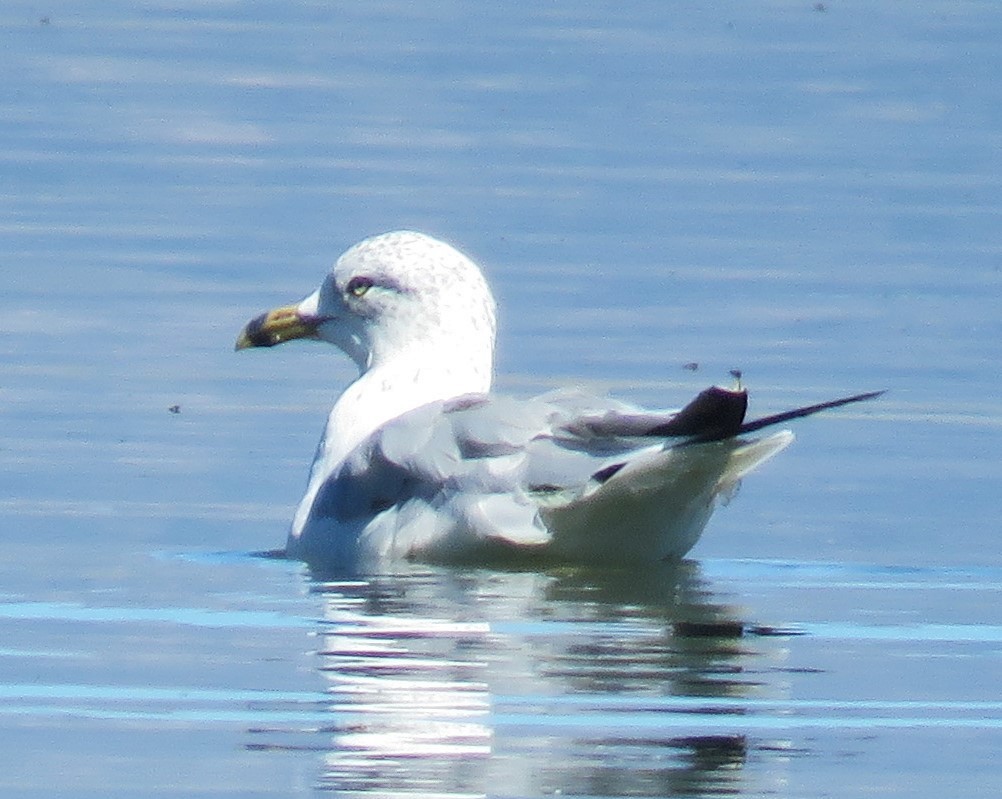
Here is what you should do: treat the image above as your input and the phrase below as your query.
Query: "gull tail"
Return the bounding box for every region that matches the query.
[543,431,793,564]
[543,388,883,565]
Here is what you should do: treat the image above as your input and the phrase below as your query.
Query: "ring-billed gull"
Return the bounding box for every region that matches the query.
[236,231,879,570]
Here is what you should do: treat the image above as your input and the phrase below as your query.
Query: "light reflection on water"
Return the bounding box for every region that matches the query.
[302,564,762,797]
[277,561,1002,796]
[1,557,1001,795]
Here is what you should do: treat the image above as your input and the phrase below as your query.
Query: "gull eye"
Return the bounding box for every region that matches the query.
[346,276,374,298]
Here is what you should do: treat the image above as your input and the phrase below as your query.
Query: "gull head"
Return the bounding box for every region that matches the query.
[236,231,498,383]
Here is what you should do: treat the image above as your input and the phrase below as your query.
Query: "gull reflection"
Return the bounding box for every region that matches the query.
[311,570,495,794]
[302,562,787,797]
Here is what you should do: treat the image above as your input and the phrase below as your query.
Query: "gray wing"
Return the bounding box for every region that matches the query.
[301,385,878,559]
[309,386,750,526]
[305,393,565,553]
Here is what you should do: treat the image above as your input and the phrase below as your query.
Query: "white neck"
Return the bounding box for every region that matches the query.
[291,342,493,535]
[327,352,492,465]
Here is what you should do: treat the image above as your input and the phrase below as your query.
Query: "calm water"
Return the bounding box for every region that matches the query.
[2,1,1001,796]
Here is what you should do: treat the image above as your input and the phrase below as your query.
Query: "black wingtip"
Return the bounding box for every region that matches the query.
[671,388,885,446]
[735,389,886,437]
[646,386,749,439]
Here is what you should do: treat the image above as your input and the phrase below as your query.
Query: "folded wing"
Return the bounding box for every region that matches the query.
[296,386,878,565]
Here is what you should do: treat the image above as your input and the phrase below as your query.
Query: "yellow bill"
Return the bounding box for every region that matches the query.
[235,304,320,350]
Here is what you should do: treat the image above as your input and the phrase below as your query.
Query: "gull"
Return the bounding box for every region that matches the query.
[236,231,880,570]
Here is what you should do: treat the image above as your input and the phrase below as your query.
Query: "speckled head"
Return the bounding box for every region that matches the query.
[318,231,497,369]
[237,231,498,383]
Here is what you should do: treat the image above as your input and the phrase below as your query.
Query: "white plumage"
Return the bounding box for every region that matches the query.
[236,231,873,572]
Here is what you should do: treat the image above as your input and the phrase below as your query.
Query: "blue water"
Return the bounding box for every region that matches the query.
[3,1,1001,796]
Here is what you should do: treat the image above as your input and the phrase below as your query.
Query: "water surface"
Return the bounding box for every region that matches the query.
[2,1,1000,796]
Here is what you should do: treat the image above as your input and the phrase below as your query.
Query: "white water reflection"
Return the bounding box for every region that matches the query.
[297,565,774,797]
[227,559,1002,796]
[1,555,999,796]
